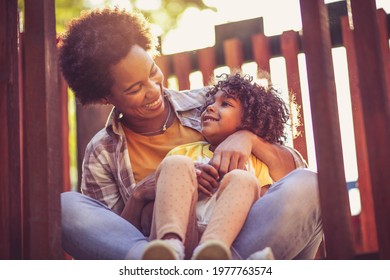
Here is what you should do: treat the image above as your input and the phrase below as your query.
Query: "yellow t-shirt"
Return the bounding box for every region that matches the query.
[122,117,204,182]
[167,141,273,187]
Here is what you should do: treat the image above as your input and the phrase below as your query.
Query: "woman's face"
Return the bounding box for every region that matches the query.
[106,44,165,127]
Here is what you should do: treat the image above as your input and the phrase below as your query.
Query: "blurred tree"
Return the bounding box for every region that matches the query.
[134,0,215,35]
[18,0,214,34]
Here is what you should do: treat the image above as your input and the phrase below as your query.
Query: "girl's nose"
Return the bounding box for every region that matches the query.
[207,104,216,112]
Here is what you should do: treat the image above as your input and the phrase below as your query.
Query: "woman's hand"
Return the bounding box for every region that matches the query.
[194,163,219,196]
[121,173,156,233]
[211,130,296,181]
[210,130,254,177]
[131,173,157,202]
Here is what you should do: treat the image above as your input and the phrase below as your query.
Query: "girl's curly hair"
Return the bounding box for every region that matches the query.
[58,8,158,105]
[203,73,290,144]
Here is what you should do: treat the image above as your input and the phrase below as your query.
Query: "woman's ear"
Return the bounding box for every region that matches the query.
[99,97,110,105]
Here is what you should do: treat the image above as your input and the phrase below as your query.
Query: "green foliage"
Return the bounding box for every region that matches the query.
[18,0,214,35]
[132,0,215,34]
[55,0,85,33]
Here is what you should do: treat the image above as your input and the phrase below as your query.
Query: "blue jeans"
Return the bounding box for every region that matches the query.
[61,169,322,259]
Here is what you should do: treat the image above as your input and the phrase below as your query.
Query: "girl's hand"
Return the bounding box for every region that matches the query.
[194,163,219,196]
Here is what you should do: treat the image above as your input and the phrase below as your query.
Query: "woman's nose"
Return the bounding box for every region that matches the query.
[145,79,161,94]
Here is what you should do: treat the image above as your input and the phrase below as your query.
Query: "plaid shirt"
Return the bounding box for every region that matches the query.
[80,87,307,214]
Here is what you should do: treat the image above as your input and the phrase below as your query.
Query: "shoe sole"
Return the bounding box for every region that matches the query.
[142,240,177,260]
[194,241,231,260]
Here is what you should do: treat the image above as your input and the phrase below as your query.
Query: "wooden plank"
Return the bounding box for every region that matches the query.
[0,0,23,259]
[341,15,377,254]
[58,74,70,192]
[251,33,271,73]
[280,30,308,162]
[197,47,216,85]
[23,0,63,259]
[172,52,192,90]
[349,0,390,259]
[377,9,390,104]
[155,55,170,88]
[223,38,244,71]
[300,0,354,259]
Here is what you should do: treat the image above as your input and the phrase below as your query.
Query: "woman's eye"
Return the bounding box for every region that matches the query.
[150,67,158,76]
[127,84,142,94]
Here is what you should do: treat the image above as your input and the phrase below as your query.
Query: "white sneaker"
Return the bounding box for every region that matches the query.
[192,240,232,260]
[142,239,185,260]
[246,247,275,260]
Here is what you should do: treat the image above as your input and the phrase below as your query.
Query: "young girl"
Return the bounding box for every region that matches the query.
[142,72,294,260]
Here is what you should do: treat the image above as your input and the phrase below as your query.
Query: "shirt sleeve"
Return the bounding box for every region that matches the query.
[284,146,308,169]
[81,139,125,214]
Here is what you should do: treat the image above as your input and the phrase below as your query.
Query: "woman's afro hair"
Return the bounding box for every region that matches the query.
[58,8,158,105]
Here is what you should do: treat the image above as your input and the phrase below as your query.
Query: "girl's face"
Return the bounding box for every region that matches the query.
[201,90,243,146]
[106,44,165,130]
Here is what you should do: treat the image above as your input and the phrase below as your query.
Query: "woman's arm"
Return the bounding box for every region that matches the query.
[210,130,296,181]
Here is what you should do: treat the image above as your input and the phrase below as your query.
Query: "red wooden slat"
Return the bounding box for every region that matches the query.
[172,52,192,90]
[223,38,244,71]
[300,0,354,259]
[0,0,23,259]
[350,0,390,259]
[197,47,216,86]
[59,74,70,192]
[23,0,63,259]
[280,30,308,162]
[377,9,390,103]
[155,55,170,88]
[251,33,271,73]
[341,15,378,255]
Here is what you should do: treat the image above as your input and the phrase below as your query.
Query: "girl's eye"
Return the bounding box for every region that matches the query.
[221,101,231,107]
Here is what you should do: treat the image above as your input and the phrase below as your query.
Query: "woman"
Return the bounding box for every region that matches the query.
[59,7,322,260]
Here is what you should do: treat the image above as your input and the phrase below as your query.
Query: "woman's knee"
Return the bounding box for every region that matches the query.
[285,169,318,197]
[61,191,83,216]
[270,168,320,212]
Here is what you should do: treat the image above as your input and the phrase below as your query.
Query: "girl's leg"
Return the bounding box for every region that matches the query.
[61,191,148,260]
[232,169,323,260]
[200,169,260,246]
[149,155,199,258]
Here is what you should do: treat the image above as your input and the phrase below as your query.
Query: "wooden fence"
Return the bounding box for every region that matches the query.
[1,0,389,259]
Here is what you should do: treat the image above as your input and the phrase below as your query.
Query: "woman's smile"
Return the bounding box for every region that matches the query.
[143,94,163,110]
